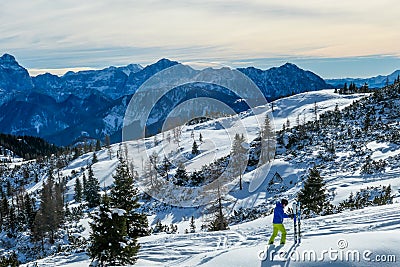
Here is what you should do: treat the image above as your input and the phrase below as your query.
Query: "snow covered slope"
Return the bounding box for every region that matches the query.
[25,203,400,266]
[60,89,369,207]
[18,88,400,266]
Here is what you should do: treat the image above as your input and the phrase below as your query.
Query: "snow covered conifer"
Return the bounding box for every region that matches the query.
[161,156,171,179]
[110,158,149,238]
[190,216,196,233]
[174,162,189,186]
[92,152,98,164]
[297,166,329,217]
[89,194,139,266]
[230,133,247,190]
[85,166,100,208]
[32,172,64,246]
[74,178,82,203]
[208,186,228,231]
[82,173,87,199]
[260,114,275,164]
[95,139,101,151]
[191,140,199,155]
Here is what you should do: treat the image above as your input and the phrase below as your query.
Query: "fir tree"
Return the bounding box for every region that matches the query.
[95,139,101,151]
[23,194,35,229]
[74,178,83,203]
[104,135,111,148]
[174,163,189,186]
[110,158,149,238]
[86,166,100,208]
[190,216,196,233]
[0,252,18,266]
[260,114,275,164]
[73,147,81,159]
[208,186,228,231]
[82,173,88,200]
[161,156,171,179]
[1,194,9,229]
[88,194,139,266]
[32,172,64,245]
[92,153,98,164]
[230,133,247,190]
[191,140,199,155]
[190,171,203,186]
[297,166,329,217]
[383,185,393,204]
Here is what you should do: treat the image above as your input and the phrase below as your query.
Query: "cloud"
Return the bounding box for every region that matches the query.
[1,0,399,77]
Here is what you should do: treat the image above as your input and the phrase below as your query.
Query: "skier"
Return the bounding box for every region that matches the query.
[268,199,294,245]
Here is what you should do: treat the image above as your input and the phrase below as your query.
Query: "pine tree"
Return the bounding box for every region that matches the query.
[190,216,196,233]
[363,111,372,132]
[104,135,111,148]
[383,185,393,204]
[54,182,65,226]
[260,114,275,164]
[105,135,112,159]
[73,146,81,159]
[88,194,139,266]
[313,102,318,121]
[24,194,35,229]
[86,166,100,208]
[208,186,228,231]
[74,178,82,203]
[1,194,9,230]
[95,139,101,151]
[174,163,188,186]
[297,166,329,217]
[92,153,98,164]
[82,173,88,200]
[230,133,247,190]
[110,158,149,238]
[161,156,171,179]
[343,82,348,94]
[32,172,63,245]
[190,171,203,186]
[191,140,199,155]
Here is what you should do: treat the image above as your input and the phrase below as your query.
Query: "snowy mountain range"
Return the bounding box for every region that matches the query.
[0,53,331,146]
[326,69,400,88]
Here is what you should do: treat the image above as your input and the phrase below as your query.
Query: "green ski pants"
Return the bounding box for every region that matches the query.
[268,223,286,244]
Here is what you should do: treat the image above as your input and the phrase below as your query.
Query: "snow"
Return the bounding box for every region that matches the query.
[366,141,400,161]
[112,208,127,216]
[15,88,400,267]
[136,204,400,267]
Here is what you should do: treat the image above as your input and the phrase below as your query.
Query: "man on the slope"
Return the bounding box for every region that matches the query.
[268,199,294,245]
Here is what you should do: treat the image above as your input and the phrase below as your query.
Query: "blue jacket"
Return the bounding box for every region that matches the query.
[272,202,289,224]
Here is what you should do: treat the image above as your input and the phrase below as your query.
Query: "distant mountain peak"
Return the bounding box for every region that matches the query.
[0,53,33,92]
[281,62,299,69]
[156,58,177,64]
[0,53,17,63]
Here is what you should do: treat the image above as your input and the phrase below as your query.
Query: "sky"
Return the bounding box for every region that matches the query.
[1,0,399,78]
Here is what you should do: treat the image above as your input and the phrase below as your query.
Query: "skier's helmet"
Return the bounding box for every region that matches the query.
[281,199,288,206]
